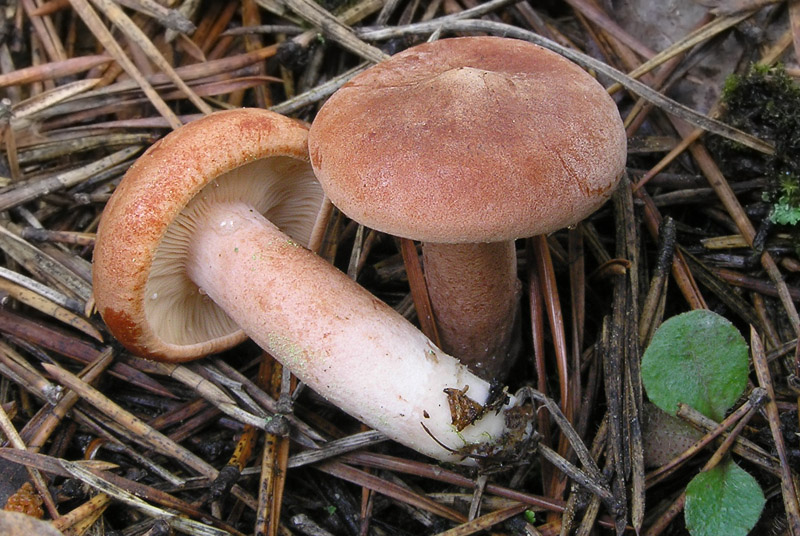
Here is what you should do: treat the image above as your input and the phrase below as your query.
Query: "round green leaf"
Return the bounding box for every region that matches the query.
[685,460,765,536]
[641,310,749,421]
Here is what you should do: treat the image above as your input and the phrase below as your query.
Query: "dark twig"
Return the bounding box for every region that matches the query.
[751,328,800,533]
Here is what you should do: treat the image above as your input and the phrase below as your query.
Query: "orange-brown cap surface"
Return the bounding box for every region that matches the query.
[93,109,324,361]
[308,36,627,243]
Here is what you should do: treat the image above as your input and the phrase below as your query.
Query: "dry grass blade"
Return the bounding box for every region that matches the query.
[0,266,83,314]
[316,461,467,523]
[257,427,281,536]
[41,362,258,509]
[562,0,654,58]
[0,309,173,398]
[269,0,387,63]
[9,79,100,127]
[675,403,782,476]
[211,358,326,444]
[0,309,98,362]
[273,0,383,66]
[615,179,645,534]
[20,0,67,62]
[254,359,289,536]
[199,362,274,416]
[400,238,441,346]
[564,416,608,535]
[537,442,616,514]
[164,0,202,42]
[633,186,708,309]
[639,218,675,346]
[714,267,800,303]
[51,492,111,535]
[165,75,281,99]
[285,430,386,468]
[600,316,626,528]
[19,228,96,247]
[223,24,305,37]
[526,239,555,492]
[35,46,280,122]
[270,64,368,115]
[21,347,113,450]
[567,228,586,425]
[26,0,70,17]
[0,448,116,476]
[358,0,521,40]
[0,145,140,212]
[88,0,213,115]
[0,404,59,519]
[0,225,92,301]
[67,0,183,128]
[59,459,232,536]
[646,388,767,488]
[0,278,102,341]
[433,502,530,536]
[701,234,750,249]
[751,328,800,534]
[114,0,196,33]
[16,132,153,165]
[632,128,704,190]
[150,361,276,431]
[0,448,245,535]
[680,249,763,328]
[339,451,619,529]
[0,340,63,404]
[41,363,191,461]
[525,389,613,509]
[607,10,756,94]
[532,236,570,427]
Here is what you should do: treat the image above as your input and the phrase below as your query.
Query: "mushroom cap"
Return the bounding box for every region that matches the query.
[308,36,627,243]
[93,109,324,361]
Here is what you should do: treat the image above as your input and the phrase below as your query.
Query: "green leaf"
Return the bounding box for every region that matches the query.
[685,460,765,536]
[641,310,749,421]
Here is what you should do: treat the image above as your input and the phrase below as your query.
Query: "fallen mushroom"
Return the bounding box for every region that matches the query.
[93,108,326,361]
[308,36,627,381]
[93,108,531,463]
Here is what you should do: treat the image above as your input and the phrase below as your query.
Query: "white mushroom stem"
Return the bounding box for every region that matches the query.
[422,242,521,381]
[186,201,526,463]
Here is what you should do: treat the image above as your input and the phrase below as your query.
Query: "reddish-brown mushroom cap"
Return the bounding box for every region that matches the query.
[308,36,627,243]
[93,109,324,361]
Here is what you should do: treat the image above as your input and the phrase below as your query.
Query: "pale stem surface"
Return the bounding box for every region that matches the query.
[422,241,521,381]
[186,201,517,462]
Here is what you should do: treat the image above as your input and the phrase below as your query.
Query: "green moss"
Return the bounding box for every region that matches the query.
[713,64,800,233]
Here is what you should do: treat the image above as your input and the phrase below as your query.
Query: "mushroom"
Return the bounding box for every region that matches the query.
[93,108,530,463]
[93,108,326,361]
[307,36,628,381]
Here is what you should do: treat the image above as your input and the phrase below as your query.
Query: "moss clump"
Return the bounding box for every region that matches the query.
[713,64,800,227]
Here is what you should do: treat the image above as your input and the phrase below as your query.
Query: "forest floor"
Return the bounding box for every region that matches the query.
[0,1,799,535]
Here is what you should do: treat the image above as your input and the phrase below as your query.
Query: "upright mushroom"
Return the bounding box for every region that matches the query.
[93,108,530,463]
[308,36,627,381]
